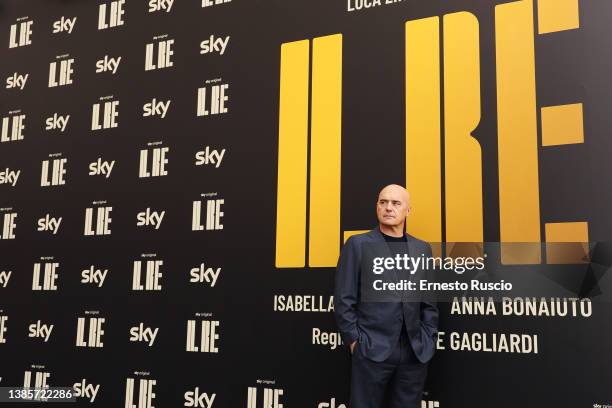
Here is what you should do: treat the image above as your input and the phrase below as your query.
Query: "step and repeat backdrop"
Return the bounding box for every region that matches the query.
[1,0,612,407]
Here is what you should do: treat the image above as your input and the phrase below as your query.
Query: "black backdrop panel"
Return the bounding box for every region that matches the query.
[1,1,611,407]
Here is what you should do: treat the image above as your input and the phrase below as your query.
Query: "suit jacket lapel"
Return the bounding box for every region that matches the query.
[372,225,413,299]
[373,225,417,300]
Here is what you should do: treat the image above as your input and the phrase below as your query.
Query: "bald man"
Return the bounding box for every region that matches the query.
[333,184,439,408]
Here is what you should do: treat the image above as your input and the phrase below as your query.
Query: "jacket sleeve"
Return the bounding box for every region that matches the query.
[420,242,439,338]
[333,236,361,346]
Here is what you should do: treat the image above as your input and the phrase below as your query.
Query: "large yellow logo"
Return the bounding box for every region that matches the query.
[275,0,586,267]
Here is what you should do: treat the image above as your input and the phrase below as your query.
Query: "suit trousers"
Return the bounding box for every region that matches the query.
[349,330,428,408]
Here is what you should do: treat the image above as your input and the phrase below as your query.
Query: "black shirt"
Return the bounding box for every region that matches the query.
[380,230,409,340]
[381,231,407,244]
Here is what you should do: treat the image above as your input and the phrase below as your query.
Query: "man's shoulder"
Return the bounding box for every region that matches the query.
[344,229,431,243]
[344,229,377,245]
[406,232,432,249]
[340,230,377,254]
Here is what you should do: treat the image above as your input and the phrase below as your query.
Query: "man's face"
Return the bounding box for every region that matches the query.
[376,187,410,228]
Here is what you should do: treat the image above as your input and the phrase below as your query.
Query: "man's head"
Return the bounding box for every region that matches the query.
[376,184,411,230]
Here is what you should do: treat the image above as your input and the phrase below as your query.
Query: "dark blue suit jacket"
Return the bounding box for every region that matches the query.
[333,225,439,363]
